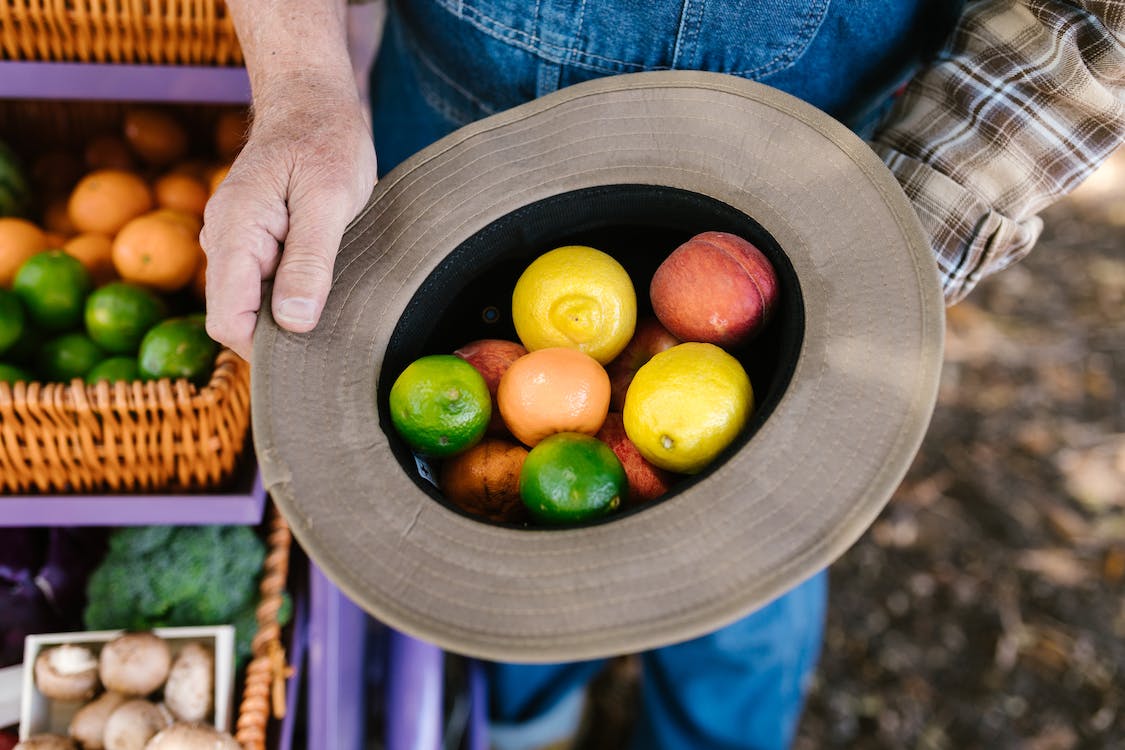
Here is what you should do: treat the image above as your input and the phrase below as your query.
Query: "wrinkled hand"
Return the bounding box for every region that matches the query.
[200,85,378,360]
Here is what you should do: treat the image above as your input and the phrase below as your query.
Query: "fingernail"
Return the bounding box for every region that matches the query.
[276,297,317,326]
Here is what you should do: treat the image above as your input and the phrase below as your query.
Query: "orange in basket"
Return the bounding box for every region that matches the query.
[154,173,210,218]
[64,233,116,285]
[0,218,48,286]
[112,211,202,293]
[68,169,153,235]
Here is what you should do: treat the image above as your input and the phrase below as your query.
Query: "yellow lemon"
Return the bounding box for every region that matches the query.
[511,245,636,364]
[623,343,753,474]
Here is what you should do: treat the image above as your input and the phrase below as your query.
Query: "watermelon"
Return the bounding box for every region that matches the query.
[0,139,31,219]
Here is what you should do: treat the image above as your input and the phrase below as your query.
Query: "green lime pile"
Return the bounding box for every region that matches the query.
[0,249,218,386]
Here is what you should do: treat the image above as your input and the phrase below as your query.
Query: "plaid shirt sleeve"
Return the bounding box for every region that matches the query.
[870,1,1125,305]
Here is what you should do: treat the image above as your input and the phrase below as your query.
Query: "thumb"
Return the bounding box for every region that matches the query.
[270,185,358,333]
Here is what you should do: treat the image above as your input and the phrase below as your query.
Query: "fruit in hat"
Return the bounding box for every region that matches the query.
[520,432,627,525]
[511,245,636,364]
[595,412,675,503]
[453,338,528,435]
[389,354,491,458]
[623,342,753,474]
[497,347,610,447]
[0,217,47,287]
[112,210,203,293]
[12,250,91,332]
[440,438,529,523]
[68,169,153,235]
[649,231,779,349]
[605,316,680,411]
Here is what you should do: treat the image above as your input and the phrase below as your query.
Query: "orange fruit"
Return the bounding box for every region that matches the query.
[64,233,116,285]
[68,169,153,235]
[497,347,610,447]
[112,210,203,292]
[123,108,188,166]
[519,432,626,525]
[214,109,249,161]
[150,207,203,235]
[84,135,135,172]
[0,218,47,286]
[439,438,529,523]
[154,173,209,218]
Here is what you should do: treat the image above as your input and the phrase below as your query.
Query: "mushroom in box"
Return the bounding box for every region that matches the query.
[18,627,235,749]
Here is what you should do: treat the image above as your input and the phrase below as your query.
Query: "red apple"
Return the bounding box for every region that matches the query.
[596,413,676,503]
[605,317,680,411]
[453,339,528,435]
[649,231,779,349]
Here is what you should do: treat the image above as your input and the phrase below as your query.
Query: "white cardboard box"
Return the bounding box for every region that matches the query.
[19,625,235,741]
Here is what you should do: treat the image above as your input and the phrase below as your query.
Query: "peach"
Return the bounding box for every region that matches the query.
[605,316,680,411]
[649,231,778,349]
[596,413,675,503]
[454,338,528,435]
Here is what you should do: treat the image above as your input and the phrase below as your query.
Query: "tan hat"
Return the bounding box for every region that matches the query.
[251,70,944,663]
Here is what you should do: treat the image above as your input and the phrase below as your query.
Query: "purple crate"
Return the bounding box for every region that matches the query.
[0,459,266,527]
[307,563,368,750]
[0,61,250,103]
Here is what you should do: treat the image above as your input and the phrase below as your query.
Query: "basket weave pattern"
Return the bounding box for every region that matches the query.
[0,349,250,493]
[0,0,243,64]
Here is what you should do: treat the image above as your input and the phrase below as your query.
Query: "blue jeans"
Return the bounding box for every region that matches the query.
[369,2,959,748]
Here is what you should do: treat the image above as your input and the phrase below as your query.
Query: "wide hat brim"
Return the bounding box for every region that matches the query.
[252,71,944,662]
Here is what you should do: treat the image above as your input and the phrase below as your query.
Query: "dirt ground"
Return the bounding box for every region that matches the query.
[580,150,1125,750]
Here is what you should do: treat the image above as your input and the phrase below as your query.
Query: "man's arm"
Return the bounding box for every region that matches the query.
[871,0,1125,304]
[200,0,382,359]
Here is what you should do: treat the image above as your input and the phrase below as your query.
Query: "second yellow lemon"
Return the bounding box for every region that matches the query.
[623,343,753,474]
[511,245,636,364]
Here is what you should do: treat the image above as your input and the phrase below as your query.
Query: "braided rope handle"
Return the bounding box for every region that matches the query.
[235,505,293,750]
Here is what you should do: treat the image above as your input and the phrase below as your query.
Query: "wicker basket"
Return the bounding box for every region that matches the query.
[0,349,251,493]
[0,0,243,65]
[236,503,294,750]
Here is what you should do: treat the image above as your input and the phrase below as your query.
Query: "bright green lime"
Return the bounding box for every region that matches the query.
[138,316,219,386]
[37,332,104,382]
[12,250,92,332]
[0,289,25,354]
[0,363,32,383]
[85,356,140,385]
[85,282,167,354]
[388,354,491,458]
[520,432,626,525]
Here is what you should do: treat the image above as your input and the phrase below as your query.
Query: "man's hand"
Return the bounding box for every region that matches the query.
[200,88,377,360]
[199,0,380,361]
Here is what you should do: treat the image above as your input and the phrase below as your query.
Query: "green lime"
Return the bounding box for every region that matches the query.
[138,316,219,385]
[389,354,491,457]
[85,356,140,385]
[0,363,32,383]
[85,281,168,354]
[37,332,105,382]
[0,289,25,354]
[12,250,92,332]
[520,432,626,525]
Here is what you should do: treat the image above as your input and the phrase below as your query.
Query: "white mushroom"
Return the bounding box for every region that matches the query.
[102,699,172,750]
[14,735,77,750]
[162,643,214,723]
[143,723,240,750]
[69,691,129,750]
[34,645,100,702]
[99,633,171,697]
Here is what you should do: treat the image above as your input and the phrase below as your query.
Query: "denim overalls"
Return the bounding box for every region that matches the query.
[369,2,959,748]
